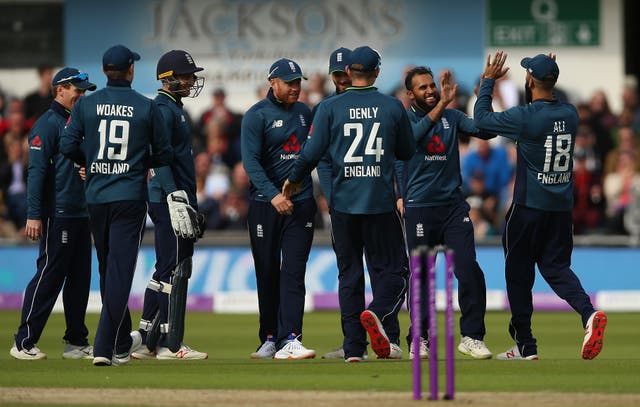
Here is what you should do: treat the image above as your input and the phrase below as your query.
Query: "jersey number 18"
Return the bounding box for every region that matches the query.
[543,133,572,172]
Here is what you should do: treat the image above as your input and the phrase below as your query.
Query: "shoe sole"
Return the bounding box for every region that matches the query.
[582,311,607,360]
[10,348,47,360]
[62,354,93,360]
[360,310,390,359]
[273,353,316,360]
[457,345,492,360]
[93,357,112,366]
[131,353,157,360]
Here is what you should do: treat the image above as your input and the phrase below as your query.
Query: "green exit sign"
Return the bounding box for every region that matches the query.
[488,0,599,46]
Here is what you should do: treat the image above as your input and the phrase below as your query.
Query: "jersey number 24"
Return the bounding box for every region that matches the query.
[343,122,384,163]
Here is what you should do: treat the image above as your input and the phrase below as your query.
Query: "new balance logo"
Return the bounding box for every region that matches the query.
[305,222,313,228]
[272,120,283,128]
[463,217,470,222]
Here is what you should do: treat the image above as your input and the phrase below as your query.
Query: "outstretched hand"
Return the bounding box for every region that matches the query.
[482,51,509,81]
[439,70,459,106]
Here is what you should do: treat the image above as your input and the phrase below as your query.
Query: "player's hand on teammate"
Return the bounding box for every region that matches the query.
[167,190,200,239]
[78,167,86,181]
[271,192,294,216]
[281,179,301,200]
[439,70,458,107]
[25,219,42,241]
[396,198,404,217]
[483,51,509,81]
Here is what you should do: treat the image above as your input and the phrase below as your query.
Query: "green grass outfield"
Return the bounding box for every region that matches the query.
[1,310,638,393]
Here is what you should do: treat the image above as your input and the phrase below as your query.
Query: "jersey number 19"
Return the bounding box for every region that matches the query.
[97,119,129,160]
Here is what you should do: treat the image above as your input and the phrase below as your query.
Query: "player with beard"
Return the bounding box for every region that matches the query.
[397,66,495,360]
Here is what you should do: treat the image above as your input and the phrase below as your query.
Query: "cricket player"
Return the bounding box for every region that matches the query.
[474,51,607,360]
[283,46,416,362]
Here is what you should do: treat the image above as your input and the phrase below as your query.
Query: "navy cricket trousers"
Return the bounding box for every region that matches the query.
[247,198,316,347]
[89,201,147,359]
[404,201,487,342]
[503,203,595,356]
[330,209,409,359]
[139,201,194,346]
[15,216,91,350]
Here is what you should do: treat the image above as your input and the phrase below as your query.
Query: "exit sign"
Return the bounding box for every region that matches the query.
[488,0,599,46]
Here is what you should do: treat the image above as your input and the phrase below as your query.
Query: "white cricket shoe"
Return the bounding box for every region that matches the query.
[250,340,276,359]
[93,356,112,366]
[409,337,429,360]
[387,343,403,359]
[157,343,208,360]
[10,344,47,360]
[323,346,368,360]
[273,338,316,360]
[458,336,493,359]
[131,347,157,360]
[582,311,607,360]
[345,356,364,363]
[62,343,93,360]
[496,344,538,361]
[129,330,143,354]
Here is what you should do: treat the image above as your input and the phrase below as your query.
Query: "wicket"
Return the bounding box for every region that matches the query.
[410,245,455,401]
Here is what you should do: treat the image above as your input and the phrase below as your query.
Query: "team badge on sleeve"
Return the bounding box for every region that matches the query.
[30,135,42,150]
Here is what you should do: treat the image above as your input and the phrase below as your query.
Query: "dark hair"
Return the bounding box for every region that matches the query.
[37,64,53,76]
[104,67,130,80]
[349,69,377,82]
[404,66,434,90]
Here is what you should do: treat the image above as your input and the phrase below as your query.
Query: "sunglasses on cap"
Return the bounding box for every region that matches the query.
[56,72,89,84]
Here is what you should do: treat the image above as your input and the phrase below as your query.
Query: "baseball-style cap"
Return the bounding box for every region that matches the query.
[103,44,141,70]
[268,58,307,82]
[348,46,381,72]
[52,67,97,91]
[520,54,559,81]
[157,50,204,80]
[329,47,351,74]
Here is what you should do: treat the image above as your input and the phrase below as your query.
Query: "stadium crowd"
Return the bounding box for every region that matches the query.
[1,64,640,240]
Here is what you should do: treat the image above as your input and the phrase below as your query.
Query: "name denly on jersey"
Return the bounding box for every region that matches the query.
[90,161,130,174]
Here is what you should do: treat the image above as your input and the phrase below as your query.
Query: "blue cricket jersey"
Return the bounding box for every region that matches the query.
[399,104,495,207]
[27,101,87,219]
[61,79,173,204]
[148,90,197,207]
[241,88,313,203]
[289,86,415,214]
[474,78,576,211]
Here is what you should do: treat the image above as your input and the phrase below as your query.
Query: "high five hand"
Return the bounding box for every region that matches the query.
[483,51,509,81]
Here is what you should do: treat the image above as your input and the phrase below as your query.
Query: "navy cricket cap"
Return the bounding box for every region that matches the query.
[102,44,141,71]
[157,50,204,80]
[268,58,307,82]
[348,46,381,72]
[329,47,351,74]
[520,54,559,81]
[52,67,97,91]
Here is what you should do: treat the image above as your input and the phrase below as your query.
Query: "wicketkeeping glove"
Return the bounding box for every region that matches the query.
[167,190,199,239]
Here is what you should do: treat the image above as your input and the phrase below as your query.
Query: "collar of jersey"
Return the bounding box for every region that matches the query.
[345,85,377,91]
[410,103,428,118]
[50,100,70,119]
[157,90,183,107]
[106,79,132,88]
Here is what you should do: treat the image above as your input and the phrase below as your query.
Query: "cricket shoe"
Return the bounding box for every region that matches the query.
[458,336,493,359]
[409,337,429,360]
[322,346,368,360]
[10,343,47,360]
[131,346,157,360]
[345,356,364,363]
[92,356,112,366]
[156,343,208,360]
[108,331,145,366]
[496,345,538,361]
[360,310,390,358]
[250,337,277,359]
[274,337,316,360]
[62,343,93,360]
[387,343,403,359]
[582,311,608,360]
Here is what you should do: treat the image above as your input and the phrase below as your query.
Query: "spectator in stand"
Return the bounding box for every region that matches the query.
[603,151,640,234]
[589,90,618,133]
[23,65,54,126]
[574,124,601,172]
[306,72,328,109]
[620,78,640,133]
[461,138,513,197]
[577,102,614,168]
[197,88,239,150]
[0,101,29,165]
[217,162,249,230]
[0,135,28,233]
[573,149,604,234]
[604,126,640,175]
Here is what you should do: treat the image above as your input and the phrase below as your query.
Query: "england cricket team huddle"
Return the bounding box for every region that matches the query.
[10,44,607,366]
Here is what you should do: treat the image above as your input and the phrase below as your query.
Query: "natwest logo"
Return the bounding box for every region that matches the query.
[283,134,300,153]
[426,134,445,154]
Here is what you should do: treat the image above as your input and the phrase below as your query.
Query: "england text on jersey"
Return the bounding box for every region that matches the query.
[90,161,130,174]
[96,104,134,117]
[344,165,381,177]
[537,171,571,185]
